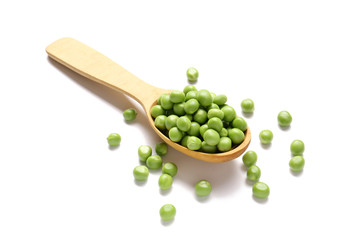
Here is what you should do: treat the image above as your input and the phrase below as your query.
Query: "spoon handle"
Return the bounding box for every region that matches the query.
[46,37,168,111]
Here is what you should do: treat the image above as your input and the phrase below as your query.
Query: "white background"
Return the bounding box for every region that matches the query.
[1,0,342,239]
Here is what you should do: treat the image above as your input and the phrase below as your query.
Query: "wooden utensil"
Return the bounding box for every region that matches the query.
[46,37,251,163]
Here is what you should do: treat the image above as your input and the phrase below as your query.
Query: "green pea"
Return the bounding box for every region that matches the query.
[219,128,228,137]
[181,135,190,147]
[133,165,149,181]
[241,98,254,113]
[162,162,178,177]
[232,117,247,132]
[221,105,236,122]
[159,174,173,190]
[290,139,305,155]
[247,165,261,181]
[203,129,220,146]
[160,204,176,221]
[157,94,168,105]
[187,136,202,150]
[207,117,223,133]
[213,94,227,105]
[165,115,179,130]
[278,111,292,127]
[259,130,273,145]
[193,109,208,124]
[168,127,183,142]
[228,128,245,144]
[197,89,213,107]
[207,103,220,110]
[170,90,185,103]
[160,94,173,110]
[252,182,270,199]
[123,108,137,121]
[155,142,168,156]
[146,155,163,169]
[217,137,232,152]
[199,124,209,138]
[195,180,212,197]
[138,145,152,162]
[207,109,224,120]
[176,116,191,132]
[186,67,199,82]
[200,141,217,153]
[185,90,198,101]
[210,92,216,100]
[107,133,121,146]
[154,115,167,130]
[183,85,197,95]
[242,151,257,167]
[187,122,200,136]
[184,114,193,121]
[173,102,186,116]
[289,156,305,172]
[184,99,200,114]
[150,105,165,118]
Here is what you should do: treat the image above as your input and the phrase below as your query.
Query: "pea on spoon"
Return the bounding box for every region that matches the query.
[46,37,251,163]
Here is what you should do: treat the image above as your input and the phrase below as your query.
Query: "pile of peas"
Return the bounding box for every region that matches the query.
[151,85,248,153]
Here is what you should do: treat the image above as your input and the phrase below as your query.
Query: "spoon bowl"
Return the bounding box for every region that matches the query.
[46,37,251,163]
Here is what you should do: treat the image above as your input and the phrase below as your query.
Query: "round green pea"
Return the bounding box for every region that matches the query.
[193,109,208,124]
[187,122,200,136]
[207,109,224,120]
[185,90,198,101]
[150,105,165,118]
[162,162,178,177]
[197,89,213,107]
[247,165,261,181]
[228,128,245,145]
[184,99,200,114]
[217,137,232,152]
[146,155,163,169]
[159,174,173,190]
[170,90,185,103]
[195,180,212,197]
[278,111,292,127]
[181,135,190,147]
[203,129,220,146]
[154,115,167,130]
[133,165,149,181]
[207,103,220,110]
[165,115,179,130]
[241,98,254,113]
[138,145,152,162]
[242,151,257,167]
[252,182,270,199]
[155,142,168,156]
[232,117,247,132]
[123,108,137,121]
[160,94,173,110]
[173,103,186,116]
[221,105,236,122]
[290,139,305,155]
[186,67,199,82]
[187,136,202,150]
[289,156,305,172]
[199,124,209,138]
[200,141,217,153]
[207,117,223,132]
[213,94,227,105]
[107,133,121,146]
[168,127,183,142]
[219,128,228,137]
[176,116,191,132]
[160,204,176,221]
[259,130,273,145]
[183,85,197,95]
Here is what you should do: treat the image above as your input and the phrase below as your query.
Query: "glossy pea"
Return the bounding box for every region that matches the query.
[228,128,245,144]
[170,90,185,103]
[290,140,305,155]
[197,89,213,107]
[150,105,165,118]
[123,108,137,121]
[259,130,273,145]
[247,165,261,181]
[107,133,121,146]
[160,204,176,221]
[133,165,149,181]
[162,162,178,177]
[232,117,247,132]
[155,142,168,156]
[187,136,202,150]
[193,109,208,124]
[187,67,199,82]
[252,182,270,199]
[146,155,163,169]
[159,174,173,190]
[138,145,152,162]
[183,85,197,95]
[184,99,200,114]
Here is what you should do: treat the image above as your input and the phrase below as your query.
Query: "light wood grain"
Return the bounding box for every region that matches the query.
[46,37,251,163]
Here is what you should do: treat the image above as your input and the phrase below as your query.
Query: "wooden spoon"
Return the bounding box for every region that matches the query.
[46,37,251,163]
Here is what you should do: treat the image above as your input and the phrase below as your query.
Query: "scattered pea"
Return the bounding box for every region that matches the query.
[186,67,199,82]
[259,130,273,145]
[146,155,163,169]
[290,139,305,155]
[160,204,176,221]
[107,133,121,146]
[252,182,270,199]
[159,174,173,190]
[195,180,212,197]
[242,151,257,167]
[247,165,261,181]
[138,145,152,162]
[162,162,178,177]
[133,165,149,181]
[241,98,254,113]
[278,111,292,127]
[289,156,305,172]
[155,142,168,156]
[123,108,137,121]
